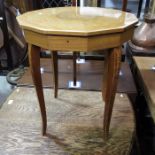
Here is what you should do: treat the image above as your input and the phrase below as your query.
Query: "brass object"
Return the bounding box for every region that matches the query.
[132,14,155,48]
[129,0,155,55]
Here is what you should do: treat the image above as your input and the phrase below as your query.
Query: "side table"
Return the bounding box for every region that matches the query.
[17,7,138,138]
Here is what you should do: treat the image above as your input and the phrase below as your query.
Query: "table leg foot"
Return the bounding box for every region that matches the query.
[28,44,47,136]
[102,47,122,139]
[51,51,58,98]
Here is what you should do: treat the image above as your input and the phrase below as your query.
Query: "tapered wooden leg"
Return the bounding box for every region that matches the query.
[102,47,122,139]
[51,51,58,98]
[28,44,47,136]
[73,52,77,86]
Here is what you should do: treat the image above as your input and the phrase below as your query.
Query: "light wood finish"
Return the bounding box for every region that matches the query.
[102,47,122,138]
[17,7,138,138]
[17,7,138,36]
[23,28,134,52]
[134,57,155,122]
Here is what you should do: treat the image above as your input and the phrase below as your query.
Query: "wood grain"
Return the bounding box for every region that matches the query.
[28,44,47,135]
[102,47,122,139]
[24,28,134,52]
[17,7,138,36]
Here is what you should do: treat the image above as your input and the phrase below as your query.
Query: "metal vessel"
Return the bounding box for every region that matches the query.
[129,0,155,56]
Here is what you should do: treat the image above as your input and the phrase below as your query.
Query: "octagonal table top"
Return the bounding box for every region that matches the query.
[17,7,138,36]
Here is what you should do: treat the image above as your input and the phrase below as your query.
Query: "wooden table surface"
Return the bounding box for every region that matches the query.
[17,7,138,36]
[134,57,155,121]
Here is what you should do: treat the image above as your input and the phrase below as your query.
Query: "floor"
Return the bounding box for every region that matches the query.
[0,58,139,154]
[1,57,155,154]
[0,87,134,155]
[0,76,14,108]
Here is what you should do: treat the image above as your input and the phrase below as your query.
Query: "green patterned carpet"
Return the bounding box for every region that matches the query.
[0,88,134,155]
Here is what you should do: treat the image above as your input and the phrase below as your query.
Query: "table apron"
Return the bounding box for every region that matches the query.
[24,28,134,52]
